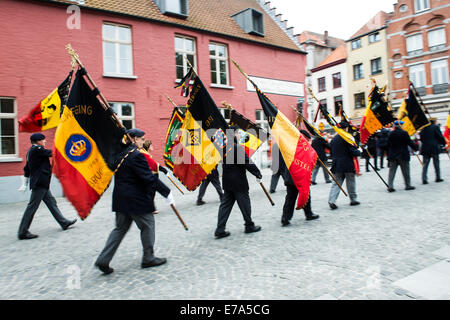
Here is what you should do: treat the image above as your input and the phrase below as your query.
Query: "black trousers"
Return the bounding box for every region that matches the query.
[379,147,388,168]
[216,189,254,233]
[198,172,223,201]
[270,171,282,192]
[282,184,312,223]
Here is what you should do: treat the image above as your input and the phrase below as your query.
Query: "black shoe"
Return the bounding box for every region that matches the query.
[375,168,380,171]
[388,188,396,192]
[436,178,444,183]
[269,190,276,194]
[423,180,428,185]
[141,257,167,268]
[62,219,77,230]
[196,200,206,206]
[366,169,370,172]
[405,186,415,191]
[306,214,319,221]
[245,225,261,234]
[350,201,360,206]
[215,231,230,239]
[95,263,114,275]
[326,180,332,184]
[18,232,38,240]
[311,181,317,185]
[329,203,338,210]
[281,220,290,227]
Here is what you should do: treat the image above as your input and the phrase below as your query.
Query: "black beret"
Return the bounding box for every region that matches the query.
[126,128,145,138]
[30,133,45,142]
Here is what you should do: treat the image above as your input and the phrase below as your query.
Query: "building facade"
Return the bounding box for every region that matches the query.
[0,0,306,203]
[387,0,449,123]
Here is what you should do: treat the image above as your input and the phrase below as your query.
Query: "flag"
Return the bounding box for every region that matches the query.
[256,89,317,210]
[360,85,396,144]
[398,85,430,136]
[444,114,450,151]
[229,109,268,157]
[19,71,73,132]
[53,68,127,219]
[163,108,185,170]
[140,149,161,174]
[299,115,322,139]
[170,69,228,191]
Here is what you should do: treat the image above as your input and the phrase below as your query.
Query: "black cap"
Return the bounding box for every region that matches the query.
[30,133,45,142]
[126,128,145,138]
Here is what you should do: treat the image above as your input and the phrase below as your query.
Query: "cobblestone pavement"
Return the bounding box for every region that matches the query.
[0,158,449,300]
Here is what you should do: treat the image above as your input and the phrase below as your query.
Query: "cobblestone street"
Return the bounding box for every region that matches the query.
[0,158,449,300]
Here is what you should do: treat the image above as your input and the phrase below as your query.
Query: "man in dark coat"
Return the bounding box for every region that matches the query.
[386,121,419,192]
[365,134,379,172]
[328,123,364,210]
[95,128,172,274]
[376,128,389,169]
[214,126,263,239]
[269,141,283,193]
[197,167,224,205]
[420,117,446,184]
[17,133,77,240]
[310,135,331,184]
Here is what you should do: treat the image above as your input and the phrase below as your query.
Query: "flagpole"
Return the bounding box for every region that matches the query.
[166,95,179,109]
[307,87,340,127]
[171,204,189,231]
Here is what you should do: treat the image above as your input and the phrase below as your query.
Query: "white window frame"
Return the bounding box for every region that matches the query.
[409,64,426,88]
[255,110,269,133]
[351,39,362,50]
[371,57,382,75]
[369,32,381,43]
[175,35,197,81]
[109,102,135,129]
[414,0,430,13]
[406,33,423,56]
[353,63,364,80]
[430,60,448,85]
[0,97,18,158]
[102,23,134,77]
[209,42,230,86]
[427,28,446,51]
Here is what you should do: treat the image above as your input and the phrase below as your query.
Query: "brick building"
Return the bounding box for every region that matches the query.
[0,0,306,203]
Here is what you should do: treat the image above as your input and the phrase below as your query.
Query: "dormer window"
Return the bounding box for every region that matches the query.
[232,8,265,37]
[154,0,188,18]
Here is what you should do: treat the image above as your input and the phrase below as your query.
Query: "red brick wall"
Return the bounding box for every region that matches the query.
[0,0,305,176]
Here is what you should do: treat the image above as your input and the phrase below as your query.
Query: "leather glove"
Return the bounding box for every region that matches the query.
[256,175,262,183]
[18,176,29,192]
[165,191,175,206]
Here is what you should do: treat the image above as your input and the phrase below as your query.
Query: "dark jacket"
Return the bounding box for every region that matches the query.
[222,141,262,192]
[112,145,170,214]
[366,135,377,153]
[376,128,389,149]
[24,144,53,190]
[311,136,330,162]
[330,135,362,173]
[387,128,419,161]
[420,124,446,156]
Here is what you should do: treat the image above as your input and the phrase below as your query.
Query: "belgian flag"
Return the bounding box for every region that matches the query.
[170,69,228,191]
[256,89,317,209]
[19,71,73,132]
[360,85,396,144]
[229,109,268,157]
[53,68,127,219]
[163,107,185,170]
[398,84,430,136]
[444,114,450,151]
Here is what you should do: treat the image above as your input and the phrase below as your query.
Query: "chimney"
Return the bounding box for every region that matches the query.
[324,30,329,45]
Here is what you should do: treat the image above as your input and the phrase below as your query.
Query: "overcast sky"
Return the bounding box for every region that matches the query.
[267,0,397,40]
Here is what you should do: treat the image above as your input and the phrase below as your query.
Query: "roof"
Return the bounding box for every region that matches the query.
[348,11,390,41]
[298,31,344,49]
[43,0,303,52]
[312,45,347,72]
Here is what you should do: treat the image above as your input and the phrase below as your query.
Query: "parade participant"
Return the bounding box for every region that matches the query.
[95,128,173,274]
[214,126,262,239]
[328,122,365,210]
[197,167,224,205]
[386,121,419,192]
[17,133,77,240]
[377,128,389,169]
[310,132,331,185]
[420,117,446,184]
[269,141,283,193]
[365,134,379,172]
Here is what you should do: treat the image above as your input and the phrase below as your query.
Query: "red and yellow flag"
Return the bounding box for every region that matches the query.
[19,71,73,132]
[444,114,450,151]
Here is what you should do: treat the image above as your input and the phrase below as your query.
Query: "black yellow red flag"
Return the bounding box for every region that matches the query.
[398,84,430,136]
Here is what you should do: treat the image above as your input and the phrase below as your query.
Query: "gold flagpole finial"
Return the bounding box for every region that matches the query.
[221,101,233,110]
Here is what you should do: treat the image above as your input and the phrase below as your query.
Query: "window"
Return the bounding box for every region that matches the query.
[354,92,365,109]
[371,58,382,75]
[406,33,423,56]
[318,77,326,92]
[428,28,446,51]
[369,32,380,43]
[255,110,269,132]
[209,43,229,86]
[109,102,135,129]
[431,60,448,94]
[414,0,430,13]
[154,0,188,17]
[175,35,196,80]
[334,96,343,116]
[351,39,362,50]
[353,63,364,80]
[399,4,408,12]
[231,8,264,37]
[332,72,341,88]
[102,23,133,76]
[0,98,17,157]
[319,99,327,119]
[409,64,426,88]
